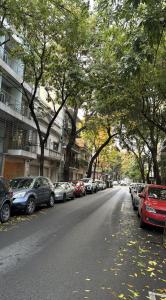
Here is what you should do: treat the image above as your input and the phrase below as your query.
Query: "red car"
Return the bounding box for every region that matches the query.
[71,181,86,197]
[138,184,166,228]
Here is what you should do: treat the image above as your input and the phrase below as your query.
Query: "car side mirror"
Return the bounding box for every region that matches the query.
[138,192,145,198]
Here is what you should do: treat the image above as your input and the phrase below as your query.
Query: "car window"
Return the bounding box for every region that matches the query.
[41,178,50,187]
[138,186,144,193]
[148,188,166,200]
[10,178,24,189]
[34,178,42,188]
[17,178,33,189]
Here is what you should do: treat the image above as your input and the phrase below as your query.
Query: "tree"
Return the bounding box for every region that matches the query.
[82,117,118,178]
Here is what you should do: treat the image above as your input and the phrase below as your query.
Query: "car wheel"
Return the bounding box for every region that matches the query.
[71,193,75,200]
[47,194,55,207]
[0,203,10,223]
[26,198,35,215]
[133,201,137,210]
[140,216,146,228]
[63,194,66,202]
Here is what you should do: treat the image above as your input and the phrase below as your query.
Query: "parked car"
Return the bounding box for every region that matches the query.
[54,182,75,202]
[131,184,144,210]
[0,177,13,223]
[113,180,118,186]
[70,181,86,197]
[129,183,135,193]
[138,184,166,228]
[95,180,105,190]
[10,176,55,215]
[82,178,97,194]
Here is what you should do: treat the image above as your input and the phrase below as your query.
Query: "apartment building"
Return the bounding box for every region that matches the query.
[0,34,64,182]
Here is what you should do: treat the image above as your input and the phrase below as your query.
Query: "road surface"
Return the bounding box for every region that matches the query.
[0,187,165,300]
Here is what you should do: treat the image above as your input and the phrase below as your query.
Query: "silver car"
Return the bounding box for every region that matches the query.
[54,182,75,202]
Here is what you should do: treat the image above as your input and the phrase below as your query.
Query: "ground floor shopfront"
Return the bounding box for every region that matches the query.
[1,155,62,183]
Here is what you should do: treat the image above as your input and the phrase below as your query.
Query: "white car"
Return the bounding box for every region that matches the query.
[113,181,118,186]
[54,182,75,202]
[95,180,105,190]
[82,178,97,194]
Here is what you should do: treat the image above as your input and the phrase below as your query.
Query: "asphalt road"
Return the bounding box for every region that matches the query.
[0,187,165,300]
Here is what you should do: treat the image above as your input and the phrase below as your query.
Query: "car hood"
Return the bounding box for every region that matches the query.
[146,198,166,211]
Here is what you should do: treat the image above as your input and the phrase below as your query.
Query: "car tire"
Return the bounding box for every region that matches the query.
[71,193,75,200]
[140,216,146,228]
[133,201,137,210]
[26,198,35,215]
[62,194,66,202]
[47,194,55,207]
[0,203,10,223]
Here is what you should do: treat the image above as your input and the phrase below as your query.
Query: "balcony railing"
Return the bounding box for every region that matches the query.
[49,149,62,161]
[7,140,37,154]
[0,89,30,118]
[0,46,24,76]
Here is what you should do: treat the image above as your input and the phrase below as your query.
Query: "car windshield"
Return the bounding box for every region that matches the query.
[82,179,90,183]
[17,178,33,189]
[148,188,166,200]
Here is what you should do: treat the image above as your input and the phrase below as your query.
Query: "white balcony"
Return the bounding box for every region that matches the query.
[7,149,37,159]
[0,46,24,77]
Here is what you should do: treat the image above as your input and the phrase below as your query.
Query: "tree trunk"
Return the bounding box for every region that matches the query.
[93,160,97,181]
[138,160,145,183]
[86,132,116,178]
[146,159,152,183]
[63,142,73,181]
[152,151,161,184]
[39,143,45,176]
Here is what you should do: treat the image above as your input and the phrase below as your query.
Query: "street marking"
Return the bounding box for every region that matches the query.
[121,202,125,212]
[149,291,166,299]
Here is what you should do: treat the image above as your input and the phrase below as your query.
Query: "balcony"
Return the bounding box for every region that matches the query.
[0,47,24,76]
[69,160,80,169]
[7,141,37,160]
[0,89,30,118]
[49,149,62,161]
[78,158,89,168]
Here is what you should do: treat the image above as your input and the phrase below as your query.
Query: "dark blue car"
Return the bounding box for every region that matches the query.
[0,177,13,223]
[10,176,55,215]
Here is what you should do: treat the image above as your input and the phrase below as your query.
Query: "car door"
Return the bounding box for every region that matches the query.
[41,177,51,203]
[65,183,71,199]
[33,177,45,204]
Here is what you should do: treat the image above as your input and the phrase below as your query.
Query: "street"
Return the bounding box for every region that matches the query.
[0,187,165,300]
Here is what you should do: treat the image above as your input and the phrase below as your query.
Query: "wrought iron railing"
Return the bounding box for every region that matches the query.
[7,140,37,153]
[49,149,62,160]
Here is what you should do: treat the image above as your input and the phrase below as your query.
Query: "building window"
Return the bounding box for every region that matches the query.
[53,142,59,151]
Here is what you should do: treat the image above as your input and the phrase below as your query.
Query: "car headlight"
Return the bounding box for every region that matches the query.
[145,205,156,213]
[14,191,26,198]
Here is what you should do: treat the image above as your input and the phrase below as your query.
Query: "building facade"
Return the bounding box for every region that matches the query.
[0,34,64,182]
